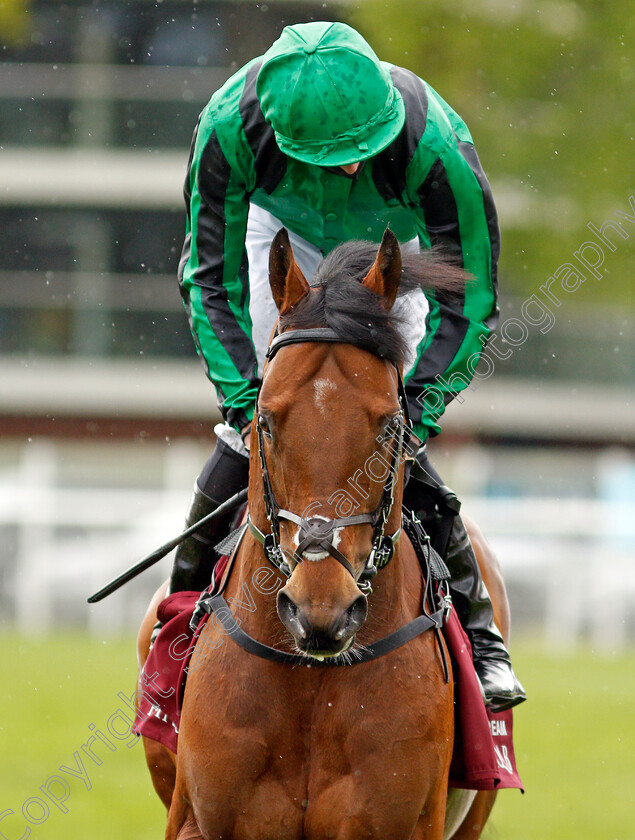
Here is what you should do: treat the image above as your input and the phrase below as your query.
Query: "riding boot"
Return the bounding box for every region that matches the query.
[149,483,218,646]
[167,484,222,595]
[445,516,526,712]
[149,436,250,648]
[168,436,250,596]
[404,449,526,712]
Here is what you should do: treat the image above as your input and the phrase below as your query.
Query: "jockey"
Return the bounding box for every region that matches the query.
[173,21,525,711]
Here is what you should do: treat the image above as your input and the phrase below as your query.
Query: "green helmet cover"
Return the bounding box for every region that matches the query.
[256,21,405,166]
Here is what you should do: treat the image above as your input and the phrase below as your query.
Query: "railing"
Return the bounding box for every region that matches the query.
[1,440,633,647]
[0,438,206,634]
[462,495,635,650]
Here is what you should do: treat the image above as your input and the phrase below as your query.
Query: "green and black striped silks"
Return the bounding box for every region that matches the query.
[178,59,500,441]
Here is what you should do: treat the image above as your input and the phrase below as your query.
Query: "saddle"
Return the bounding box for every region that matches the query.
[133,511,523,793]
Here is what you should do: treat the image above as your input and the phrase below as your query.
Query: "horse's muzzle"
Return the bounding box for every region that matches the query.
[277,589,368,655]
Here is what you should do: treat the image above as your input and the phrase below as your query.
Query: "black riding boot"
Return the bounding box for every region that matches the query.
[445,516,526,711]
[168,437,250,595]
[168,484,222,594]
[404,450,526,712]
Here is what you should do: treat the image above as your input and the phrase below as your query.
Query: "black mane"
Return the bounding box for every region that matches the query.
[279,239,466,365]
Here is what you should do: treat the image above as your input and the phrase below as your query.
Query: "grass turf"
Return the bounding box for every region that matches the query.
[490,642,633,840]
[0,634,632,839]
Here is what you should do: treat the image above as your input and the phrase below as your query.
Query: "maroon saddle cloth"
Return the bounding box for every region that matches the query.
[134,581,523,792]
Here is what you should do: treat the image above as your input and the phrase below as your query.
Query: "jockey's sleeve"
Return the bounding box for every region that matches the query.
[404,84,500,442]
[178,99,260,434]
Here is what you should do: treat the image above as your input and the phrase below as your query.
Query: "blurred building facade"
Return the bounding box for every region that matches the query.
[0,0,632,444]
[0,0,633,640]
[0,0,346,437]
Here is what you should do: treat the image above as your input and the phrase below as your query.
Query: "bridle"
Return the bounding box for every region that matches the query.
[191,325,449,670]
[90,322,447,670]
[247,327,412,594]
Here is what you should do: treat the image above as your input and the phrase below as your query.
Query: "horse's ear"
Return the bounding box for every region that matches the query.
[269,228,310,315]
[362,228,402,310]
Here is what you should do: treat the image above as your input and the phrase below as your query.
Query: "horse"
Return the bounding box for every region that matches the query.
[137,228,513,839]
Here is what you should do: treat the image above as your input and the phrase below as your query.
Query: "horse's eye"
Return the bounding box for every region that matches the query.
[381,415,401,442]
[258,414,272,438]
[379,422,392,442]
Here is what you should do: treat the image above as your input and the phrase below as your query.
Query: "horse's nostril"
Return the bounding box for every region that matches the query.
[277,590,293,617]
[334,594,368,641]
[350,594,368,625]
[277,590,307,639]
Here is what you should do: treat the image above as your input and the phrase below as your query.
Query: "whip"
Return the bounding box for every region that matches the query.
[87,488,249,603]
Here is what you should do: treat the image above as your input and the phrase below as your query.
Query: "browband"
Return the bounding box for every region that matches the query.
[266,328,344,361]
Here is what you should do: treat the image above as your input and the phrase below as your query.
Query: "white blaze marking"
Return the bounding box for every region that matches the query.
[313,378,337,415]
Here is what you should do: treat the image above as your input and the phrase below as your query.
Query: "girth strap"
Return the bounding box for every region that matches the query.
[200,594,444,667]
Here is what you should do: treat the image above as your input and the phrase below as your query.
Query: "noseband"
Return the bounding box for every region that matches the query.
[247,327,412,594]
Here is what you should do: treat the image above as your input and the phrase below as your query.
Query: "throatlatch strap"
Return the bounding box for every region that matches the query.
[202,595,443,667]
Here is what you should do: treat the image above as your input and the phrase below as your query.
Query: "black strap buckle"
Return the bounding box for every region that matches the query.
[370,534,396,570]
[189,591,213,633]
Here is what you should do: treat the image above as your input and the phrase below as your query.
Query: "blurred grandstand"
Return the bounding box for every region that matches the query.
[0,0,633,642]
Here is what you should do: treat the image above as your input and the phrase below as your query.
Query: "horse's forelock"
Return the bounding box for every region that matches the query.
[278,239,466,365]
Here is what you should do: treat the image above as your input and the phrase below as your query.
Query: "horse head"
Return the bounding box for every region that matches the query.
[251,227,409,660]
